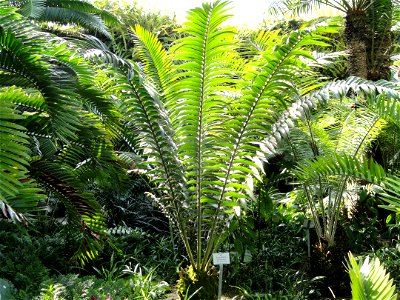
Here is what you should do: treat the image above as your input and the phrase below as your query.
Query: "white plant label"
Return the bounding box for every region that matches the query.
[213,252,230,265]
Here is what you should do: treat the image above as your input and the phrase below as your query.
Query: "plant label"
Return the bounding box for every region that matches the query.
[213,252,230,265]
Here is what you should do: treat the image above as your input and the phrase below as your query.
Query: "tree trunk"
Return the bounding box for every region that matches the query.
[345,10,369,79]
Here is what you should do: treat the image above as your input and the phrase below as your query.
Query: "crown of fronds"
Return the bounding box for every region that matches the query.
[0,3,123,263]
[110,0,335,269]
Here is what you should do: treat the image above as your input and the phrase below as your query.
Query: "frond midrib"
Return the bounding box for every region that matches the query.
[203,32,306,264]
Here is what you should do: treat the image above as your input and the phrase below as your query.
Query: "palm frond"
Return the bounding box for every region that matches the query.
[10,0,118,37]
[347,252,397,300]
[122,72,184,199]
[260,76,400,154]
[367,94,400,129]
[40,7,111,37]
[268,0,338,17]
[380,176,400,212]
[237,29,281,59]
[12,0,46,18]
[0,24,81,142]
[295,153,387,184]
[0,87,45,222]
[336,108,385,158]
[0,4,123,263]
[30,159,106,264]
[310,50,349,79]
[45,0,119,26]
[131,24,173,93]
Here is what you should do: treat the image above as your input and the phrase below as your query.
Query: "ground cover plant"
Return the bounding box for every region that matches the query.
[1,0,400,299]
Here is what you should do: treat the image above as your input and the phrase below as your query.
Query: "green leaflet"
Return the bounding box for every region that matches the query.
[347,252,397,300]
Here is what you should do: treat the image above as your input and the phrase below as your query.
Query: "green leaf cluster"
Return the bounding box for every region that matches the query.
[347,252,397,300]
[97,0,334,273]
[0,3,125,264]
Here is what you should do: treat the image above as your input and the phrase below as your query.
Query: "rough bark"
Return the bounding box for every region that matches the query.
[345,10,369,79]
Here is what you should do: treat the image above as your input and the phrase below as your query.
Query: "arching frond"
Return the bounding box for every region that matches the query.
[0,88,45,222]
[40,7,110,37]
[260,76,400,154]
[295,153,387,184]
[94,53,191,253]
[12,0,45,18]
[367,94,400,129]
[380,176,400,212]
[269,0,337,17]
[131,24,173,93]
[200,29,331,263]
[237,29,281,59]
[10,0,118,37]
[0,4,123,263]
[30,159,106,265]
[336,108,385,158]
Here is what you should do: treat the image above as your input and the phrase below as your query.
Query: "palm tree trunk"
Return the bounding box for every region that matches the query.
[345,10,369,79]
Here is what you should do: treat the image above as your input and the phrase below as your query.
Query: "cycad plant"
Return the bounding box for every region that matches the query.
[96,0,334,297]
[274,77,400,248]
[9,0,118,38]
[292,94,386,247]
[0,3,124,264]
[270,0,396,80]
[257,74,400,294]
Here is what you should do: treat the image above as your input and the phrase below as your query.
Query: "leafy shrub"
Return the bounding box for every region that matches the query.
[36,267,169,300]
[373,245,400,288]
[225,198,318,297]
[0,223,50,299]
[98,227,180,282]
